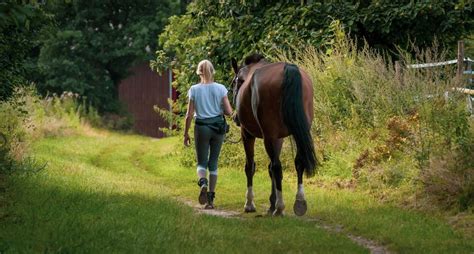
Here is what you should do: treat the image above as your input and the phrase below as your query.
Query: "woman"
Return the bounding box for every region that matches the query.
[184,59,233,209]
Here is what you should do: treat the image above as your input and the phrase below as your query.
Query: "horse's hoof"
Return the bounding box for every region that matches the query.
[293,199,307,216]
[272,209,285,217]
[267,207,275,215]
[244,206,256,213]
[244,201,256,213]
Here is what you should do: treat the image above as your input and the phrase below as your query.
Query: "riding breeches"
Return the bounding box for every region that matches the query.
[194,124,224,175]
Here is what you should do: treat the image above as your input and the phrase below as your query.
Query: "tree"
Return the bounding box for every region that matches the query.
[39,0,179,112]
[0,1,49,101]
[156,0,473,110]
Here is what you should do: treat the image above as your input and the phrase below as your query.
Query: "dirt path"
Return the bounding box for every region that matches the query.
[178,197,391,254]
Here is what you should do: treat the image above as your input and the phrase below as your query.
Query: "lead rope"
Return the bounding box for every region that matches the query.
[224,80,242,145]
[223,115,242,144]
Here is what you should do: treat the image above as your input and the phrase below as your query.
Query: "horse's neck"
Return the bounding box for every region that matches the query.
[255,60,270,68]
[248,60,269,75]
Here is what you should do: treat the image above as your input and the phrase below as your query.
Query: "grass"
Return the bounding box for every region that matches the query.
[0,133,365,253]
[1,130,473,253]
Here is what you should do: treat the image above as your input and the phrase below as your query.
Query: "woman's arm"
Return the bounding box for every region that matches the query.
[184,99,194,146]
[222,96,233,116]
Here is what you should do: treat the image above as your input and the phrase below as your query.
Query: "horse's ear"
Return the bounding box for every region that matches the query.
[231,58,239,74]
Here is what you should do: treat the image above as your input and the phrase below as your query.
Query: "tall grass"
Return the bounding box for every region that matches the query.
[278,38,473,212]
[0,86,100,174]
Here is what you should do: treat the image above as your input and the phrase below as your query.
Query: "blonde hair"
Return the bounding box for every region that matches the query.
[196,59,215,83]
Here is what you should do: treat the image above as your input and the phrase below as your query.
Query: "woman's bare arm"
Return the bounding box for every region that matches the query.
[184,99,194,146]
[222,96,233,116]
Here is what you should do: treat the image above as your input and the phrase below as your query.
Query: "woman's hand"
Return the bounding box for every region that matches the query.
[184,133,191,147]
[222,96,233,116]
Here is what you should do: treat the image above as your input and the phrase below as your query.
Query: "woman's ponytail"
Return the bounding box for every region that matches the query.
[196,60,215,83]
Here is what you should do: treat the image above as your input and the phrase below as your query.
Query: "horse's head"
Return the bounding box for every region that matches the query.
[231,58,247,107]
[230,54,265,106]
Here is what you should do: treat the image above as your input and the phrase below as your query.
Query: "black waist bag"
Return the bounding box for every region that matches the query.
[195,116,229,135]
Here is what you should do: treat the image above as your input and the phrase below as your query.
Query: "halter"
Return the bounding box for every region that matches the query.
[223,71,245,144]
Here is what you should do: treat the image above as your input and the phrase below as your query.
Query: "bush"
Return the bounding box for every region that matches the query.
[0,86,101,174]
[278,37,473,211]
[0,87,38,165]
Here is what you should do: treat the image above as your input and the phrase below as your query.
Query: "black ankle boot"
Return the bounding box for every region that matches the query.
[205,192,215,209]
[197,178,208,187]
[197,178,208,205]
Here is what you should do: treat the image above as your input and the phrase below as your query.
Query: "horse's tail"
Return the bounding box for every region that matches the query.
[281,63,317,177]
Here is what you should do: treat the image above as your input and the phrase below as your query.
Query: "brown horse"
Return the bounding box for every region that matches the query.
[231,54,316,216]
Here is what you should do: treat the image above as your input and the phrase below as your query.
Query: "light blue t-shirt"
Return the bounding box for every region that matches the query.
[188,82,228,119]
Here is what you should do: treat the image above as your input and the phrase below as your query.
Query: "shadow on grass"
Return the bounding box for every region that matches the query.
[0,176,366,253]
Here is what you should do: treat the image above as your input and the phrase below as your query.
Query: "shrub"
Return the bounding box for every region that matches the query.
[0,86,101,174]
[0,87,38,164]
[279,37,473,211]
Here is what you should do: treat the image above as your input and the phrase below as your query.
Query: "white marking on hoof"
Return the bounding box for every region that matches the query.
[267,207,275,215]
[274,190,285,215]
[294,184,307,216]
[272,208,285,217]
[244,187,256,213]
[296,184,305,200]
[244,202,256,213]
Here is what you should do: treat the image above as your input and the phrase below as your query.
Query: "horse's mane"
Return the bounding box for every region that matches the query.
[244,54,265,66]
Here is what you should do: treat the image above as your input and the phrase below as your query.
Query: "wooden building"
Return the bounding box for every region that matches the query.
[118,62,175,138]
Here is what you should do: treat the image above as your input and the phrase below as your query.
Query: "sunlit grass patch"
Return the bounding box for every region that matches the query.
[2,134,368,253]
[1,133,471,253]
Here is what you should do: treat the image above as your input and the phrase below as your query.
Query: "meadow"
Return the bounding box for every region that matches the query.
[1,40,473,253]
[1,131,473,253]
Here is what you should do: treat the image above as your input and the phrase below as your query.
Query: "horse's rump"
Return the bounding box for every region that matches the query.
[248,63,313,137]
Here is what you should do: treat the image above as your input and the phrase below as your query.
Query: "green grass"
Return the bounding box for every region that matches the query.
[1,131,473,253]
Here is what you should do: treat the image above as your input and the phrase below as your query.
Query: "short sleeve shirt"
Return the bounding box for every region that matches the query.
[187,82,228,119]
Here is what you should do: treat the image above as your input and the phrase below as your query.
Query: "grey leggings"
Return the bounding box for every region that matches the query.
[194,124,224,175]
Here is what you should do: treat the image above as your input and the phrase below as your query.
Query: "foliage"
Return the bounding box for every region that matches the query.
[465,33,474,65]
[155,0,473,113]
[353,1,473,54]
[38,0,179,112]
[0,1,50,101]
[0,87,43,169]
[154,98,181,136]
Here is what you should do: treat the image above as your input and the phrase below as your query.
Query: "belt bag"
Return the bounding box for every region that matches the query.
[195,116,229,135]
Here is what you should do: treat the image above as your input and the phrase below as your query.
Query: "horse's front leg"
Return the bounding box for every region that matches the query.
[267,164,276,215]
[242,129,256,213]
[293,153,308,216]
[264,138,285,216]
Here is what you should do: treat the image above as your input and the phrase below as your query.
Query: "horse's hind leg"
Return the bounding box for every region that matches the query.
[294,153,308,216]
[242,129,256,213]
[264,138,285,216]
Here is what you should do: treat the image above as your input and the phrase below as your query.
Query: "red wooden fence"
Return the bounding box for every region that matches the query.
[118,62,172,138]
